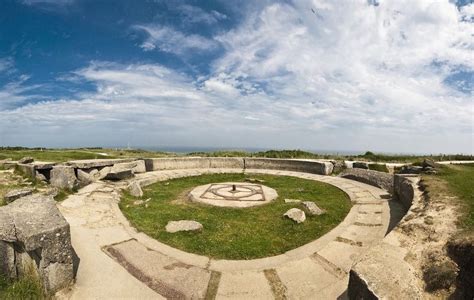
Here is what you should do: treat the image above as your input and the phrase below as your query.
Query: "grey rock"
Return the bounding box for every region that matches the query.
[422,159,436,169]
[89,168,100,178]
[112,160,146,174]
[50,166,78,190]
[284,199,302,203]
[165,220,203,233]
[0,194,74,293]
[400,166,423,174]
[77,169,94,184]
[302,201,325,215]
[98,166,111,179]
[129,181,143,198]
[353,162,369,169]
[18,157,34,164]
[104,169,134,181]
[0,241,16,278]
[35,171,47,182]
[133,200,145,206]
[284,208,306,223]
[4,188,34,203]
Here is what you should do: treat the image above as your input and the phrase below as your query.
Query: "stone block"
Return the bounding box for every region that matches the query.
[50,165,78,190]
[0,194,74,293]
[111,160,146,174]
[4,188,34,203]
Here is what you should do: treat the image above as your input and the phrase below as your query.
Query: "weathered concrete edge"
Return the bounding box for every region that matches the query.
[347,176,423,299]
[143,157,333,175]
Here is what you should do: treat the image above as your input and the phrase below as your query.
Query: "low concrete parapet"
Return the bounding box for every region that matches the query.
[348,176,420,299]
[144,157,212,171]
[244,158,333,175]
[339,168,394,194]
[0,194,75,294]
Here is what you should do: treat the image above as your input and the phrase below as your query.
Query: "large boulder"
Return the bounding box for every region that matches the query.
[50,165,78,190]
[165,220,203,233]
[0,194,75,293]
[4,188,34,203]
[284,208,306,223]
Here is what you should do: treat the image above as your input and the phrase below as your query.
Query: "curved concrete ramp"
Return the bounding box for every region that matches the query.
[57,168,394,299]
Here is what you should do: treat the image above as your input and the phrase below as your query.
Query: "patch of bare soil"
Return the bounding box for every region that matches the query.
[394,176,463,298]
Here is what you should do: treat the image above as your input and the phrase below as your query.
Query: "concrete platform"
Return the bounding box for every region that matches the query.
[57,168,393,299]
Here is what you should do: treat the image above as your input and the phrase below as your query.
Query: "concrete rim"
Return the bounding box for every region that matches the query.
[112,168,390,271]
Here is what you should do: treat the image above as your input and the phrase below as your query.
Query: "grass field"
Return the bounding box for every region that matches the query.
[437,164,474,230]
[120,173,351,259]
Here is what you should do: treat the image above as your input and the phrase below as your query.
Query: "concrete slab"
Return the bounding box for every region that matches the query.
[216,271,273,299]
[104,239,211,299]
[276,257,340,299]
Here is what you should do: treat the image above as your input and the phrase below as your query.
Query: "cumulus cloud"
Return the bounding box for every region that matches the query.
[132,25,218,54]
[210,0,473,140]
[1,0,473,153]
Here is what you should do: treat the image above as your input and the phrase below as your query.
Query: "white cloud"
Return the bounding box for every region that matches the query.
[178,4,227,25]
[1,1,473,153]
[132,25,218,55]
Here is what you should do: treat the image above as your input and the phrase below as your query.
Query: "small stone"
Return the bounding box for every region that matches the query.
[285,199,302,203]
[133,200,144,206]
[245,178,265,183]
[4,188,34,203]
[128,181,143,198]
[165,220,203,233]
[302,201,325,216]
[284,208,306,223]
[164,182,170,186]
[18,157,34,164]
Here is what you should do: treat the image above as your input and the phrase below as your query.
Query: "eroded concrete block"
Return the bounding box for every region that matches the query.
[50,165,78,190]
[0,194,75,293]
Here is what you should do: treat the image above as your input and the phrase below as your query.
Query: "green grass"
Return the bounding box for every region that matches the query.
[436,164,474,230]
[120,173,351,259]
[0,147,172,162]
[368,163,389,173]
[0,271,45,300]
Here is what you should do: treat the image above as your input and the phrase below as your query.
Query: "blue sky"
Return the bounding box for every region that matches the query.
[0,0,473,154]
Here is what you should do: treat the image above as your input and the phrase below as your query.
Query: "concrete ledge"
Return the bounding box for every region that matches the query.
[67,158,136,169]
[244,158,333,175]
[348,242,422,299]
[339,169,394,194]
[347,176,420,299]
[144,157,211,171]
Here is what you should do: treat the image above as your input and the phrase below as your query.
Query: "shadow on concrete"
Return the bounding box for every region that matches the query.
[72,247,80,279]
[386,199,407,235]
